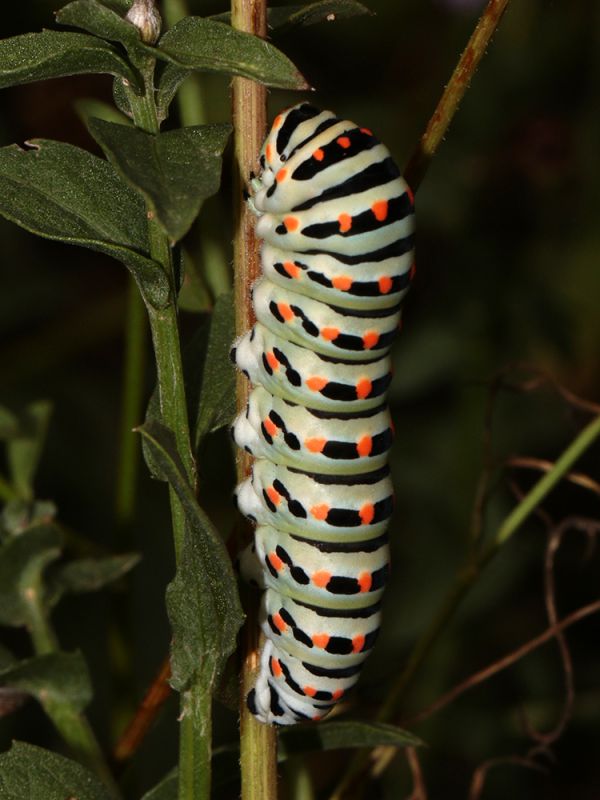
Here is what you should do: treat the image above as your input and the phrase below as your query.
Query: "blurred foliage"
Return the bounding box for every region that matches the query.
[0,0,599,798]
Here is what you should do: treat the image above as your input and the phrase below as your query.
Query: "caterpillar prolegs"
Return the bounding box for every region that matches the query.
[232,103,415,725]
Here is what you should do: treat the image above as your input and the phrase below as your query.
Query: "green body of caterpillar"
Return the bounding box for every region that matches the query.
[232,103,415,724]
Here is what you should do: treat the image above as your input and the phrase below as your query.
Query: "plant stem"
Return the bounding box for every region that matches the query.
[124,63,209,800]
[331,415,600,797]
[115,276,147,531]
[24,584,120,796]
[231,0,278,798]
[404,0,511,191]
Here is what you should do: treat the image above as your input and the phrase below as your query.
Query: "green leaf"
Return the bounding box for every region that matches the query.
[137,421,243,693]
[0,30,139,90]
[157,17,309,89]
[156,63,191,124]
[0,500,57,540]
[0,525,62,627]
[194,292,236,447]
[213,1,372,33]
[75,97,133,126]
[56,0,145,54]
[0,139,170,308]
[141,769,178,800]
[0,742,112,800]
[47,553,140,606]
[0,651,92,713]
[268,0,372,32]
[279,721,422,758]
[88,119,232,242]
[6,401,52,501]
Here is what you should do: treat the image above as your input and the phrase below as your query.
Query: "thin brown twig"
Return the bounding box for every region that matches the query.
[404,746,428,800]
[404,0,511,191]
[402,598,600,728]
[113,657,172,763]
[468,755,547,800]
[505,456,600,499]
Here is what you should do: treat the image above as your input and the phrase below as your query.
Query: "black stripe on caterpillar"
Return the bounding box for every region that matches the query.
[232,103,415,725]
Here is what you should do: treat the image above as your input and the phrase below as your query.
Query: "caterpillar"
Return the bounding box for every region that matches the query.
[231,103,415,725]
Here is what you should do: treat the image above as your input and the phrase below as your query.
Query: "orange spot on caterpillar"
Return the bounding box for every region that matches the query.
[277,302,294,322]
[371,200,389,222]
[362,331,380,350]
[332,275,352,291]
[312,714,322,721]
[356,378,372,399]
[271,658,283,678]
[265,143,273,161]
[312,633,330,649]
[359,503,375,525]
[268,551,284,571]
[338,213,352,233]
[264,417,278,437]
[307,376,328,392]
[356,436,373,457]
[276,168,287,183]
[337,136,351,148]
[273,612,287,632]
[313,148,325,161]
[303,686,317,697]
[378,276,393,294]
[409,263,417,281]
[273,114,283,128]
[352,635,365,653]
[266,487,282,507]
[360,127,373,136]
[283,261,301,278]
[283,216,299,232]
[266,351,280,371]
[305,438,326,453]
[332,689,344,700]
[321,327,340,341]
[312,570,331,587]
[310,505,330,521]
[405,184,414,205]
[358,571,372,593]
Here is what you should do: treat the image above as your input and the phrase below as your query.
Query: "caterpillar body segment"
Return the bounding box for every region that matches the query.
[233,103,415,725]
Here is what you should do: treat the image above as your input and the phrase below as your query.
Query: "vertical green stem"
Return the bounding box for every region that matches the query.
[123,55,209,799]
[231,0,278,798]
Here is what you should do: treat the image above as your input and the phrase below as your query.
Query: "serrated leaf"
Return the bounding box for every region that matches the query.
[279,720,422,758]
[141,769,177,800]
[0,651,92,713]
[137,421,243,693]
[7,401,52,501]
[0,30,139,90]
[88,119,232,242]
[56,0,145,54]
[157,17,309,89]
[0,525,62,627]
[194,292,236,447]
[0,742,112,800]
[47,553,140,606]
[0,139,170,308]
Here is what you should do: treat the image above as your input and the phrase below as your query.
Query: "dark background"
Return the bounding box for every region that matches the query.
[0,1,599,798]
